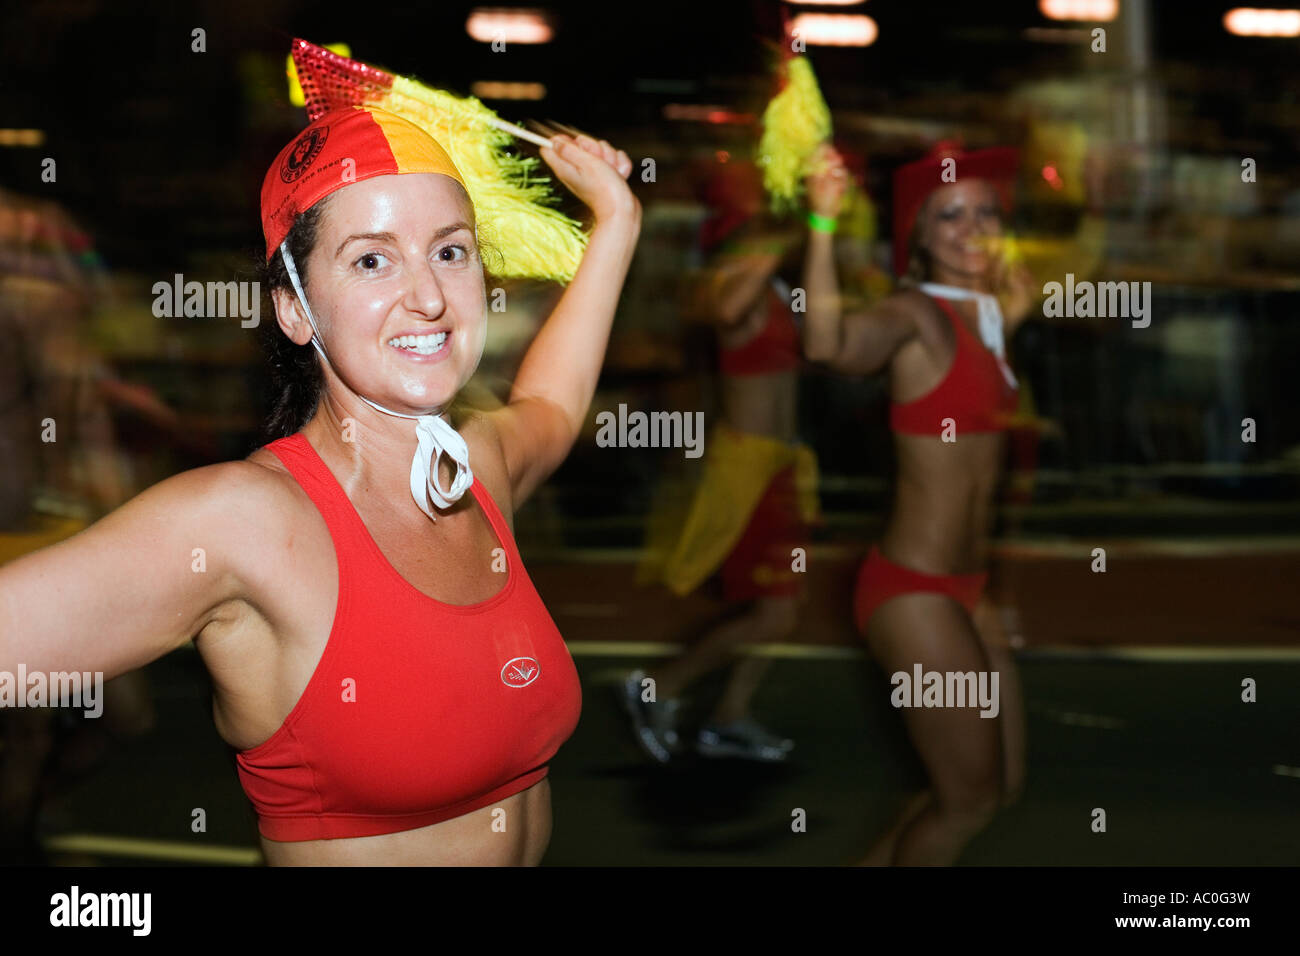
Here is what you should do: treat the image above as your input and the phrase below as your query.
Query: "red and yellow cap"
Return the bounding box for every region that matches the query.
[892,141,1019,277]
[260,106,465,261]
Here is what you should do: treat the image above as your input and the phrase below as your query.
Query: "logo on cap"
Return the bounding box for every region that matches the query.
[280,127,330,183]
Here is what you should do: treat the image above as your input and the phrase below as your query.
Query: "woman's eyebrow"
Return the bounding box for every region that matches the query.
[433,221,473,240]
[335,231,396,257]
[334,223,472,258]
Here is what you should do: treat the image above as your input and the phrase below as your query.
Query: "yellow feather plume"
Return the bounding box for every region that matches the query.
[758,56,832,212]
[287,40,587,283]
[378,76,588,283]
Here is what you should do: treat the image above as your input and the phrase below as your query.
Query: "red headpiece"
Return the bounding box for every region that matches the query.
[260,107,465,261]
[892,142,1019,277]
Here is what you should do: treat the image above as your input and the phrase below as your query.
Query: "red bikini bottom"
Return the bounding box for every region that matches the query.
[720,465,808,601]
[852,546,988,636]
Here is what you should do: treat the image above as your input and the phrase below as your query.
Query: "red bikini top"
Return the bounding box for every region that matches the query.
[234,433,582,842]
[718,279,801,376]
[890,295,1019,435]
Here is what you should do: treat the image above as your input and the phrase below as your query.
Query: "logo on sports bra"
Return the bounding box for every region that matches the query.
[501,657,540,688]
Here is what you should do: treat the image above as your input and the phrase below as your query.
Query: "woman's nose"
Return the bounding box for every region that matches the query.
[405,260,446,318]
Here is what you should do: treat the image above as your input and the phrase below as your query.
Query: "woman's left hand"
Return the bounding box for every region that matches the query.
[805,142,850,218]
[540,133,639,224]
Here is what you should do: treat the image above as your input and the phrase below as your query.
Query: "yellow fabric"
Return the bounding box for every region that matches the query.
[639,424,819,597]
[369,108,466,186]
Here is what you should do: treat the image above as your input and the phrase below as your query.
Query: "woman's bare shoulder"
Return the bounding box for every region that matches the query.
[150,447,311,536]
[876,287,938,320]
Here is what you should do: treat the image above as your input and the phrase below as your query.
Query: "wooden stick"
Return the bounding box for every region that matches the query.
[483,115,553,148]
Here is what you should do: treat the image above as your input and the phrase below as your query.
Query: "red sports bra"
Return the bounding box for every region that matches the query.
[719,281,801,376]
[889,295,1019,435]
[235,433,582,842]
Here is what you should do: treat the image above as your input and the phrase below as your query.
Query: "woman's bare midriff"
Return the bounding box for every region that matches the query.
[258,777,554,866]
[721,370,797,441]
[879,432,1004,576]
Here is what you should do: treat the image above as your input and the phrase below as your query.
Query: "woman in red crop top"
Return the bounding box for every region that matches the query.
[0,44,640,865]
[802,142,1035,866]
[622,157,812,765]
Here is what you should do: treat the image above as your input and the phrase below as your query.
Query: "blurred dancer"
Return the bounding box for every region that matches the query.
[624,157,817,763]
[0,192,155,862]
[802,142,1033,865]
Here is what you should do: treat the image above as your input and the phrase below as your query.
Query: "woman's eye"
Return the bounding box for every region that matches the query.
[437,244,468,263]
[356,252,390,271]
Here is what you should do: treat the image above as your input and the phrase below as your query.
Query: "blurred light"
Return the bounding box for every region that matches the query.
[0,129,44,147]
[784,0,866,5]
[471,81,547,100]
[1223,7,1300,36]
[1041,164,1064,190]
[663,104,754,124]
[790,13,878,46]
[466,8,554,44]
[1038,0,1119,21]
[716,150,731,163]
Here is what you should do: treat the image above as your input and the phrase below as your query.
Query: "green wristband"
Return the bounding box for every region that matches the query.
[807,212,837,234]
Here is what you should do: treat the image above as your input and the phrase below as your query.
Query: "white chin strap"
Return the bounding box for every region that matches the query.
[919,283,1019,388]
[280,241,473,521]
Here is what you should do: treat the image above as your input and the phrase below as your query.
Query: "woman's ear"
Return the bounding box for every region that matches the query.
[271,286,314,345]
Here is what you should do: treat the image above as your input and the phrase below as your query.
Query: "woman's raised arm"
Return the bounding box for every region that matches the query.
[489,133,641,506]
[0,462,275,684]
[801,145,918,376]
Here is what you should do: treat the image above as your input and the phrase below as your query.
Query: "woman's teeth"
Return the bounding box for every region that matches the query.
[387,332,447,355]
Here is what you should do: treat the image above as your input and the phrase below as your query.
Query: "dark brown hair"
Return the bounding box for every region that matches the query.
[257,196,330,440]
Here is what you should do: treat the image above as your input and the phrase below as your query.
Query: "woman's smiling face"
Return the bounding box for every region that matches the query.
[918,179,1004,282]
[298,172,487,415]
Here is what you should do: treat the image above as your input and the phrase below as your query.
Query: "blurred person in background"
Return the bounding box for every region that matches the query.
[624,156,818,764]
[801,142,1035,865]
[0,190,156,862]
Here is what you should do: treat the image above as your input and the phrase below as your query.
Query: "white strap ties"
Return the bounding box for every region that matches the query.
[280,241,473,520]
[919,282,1019,389]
